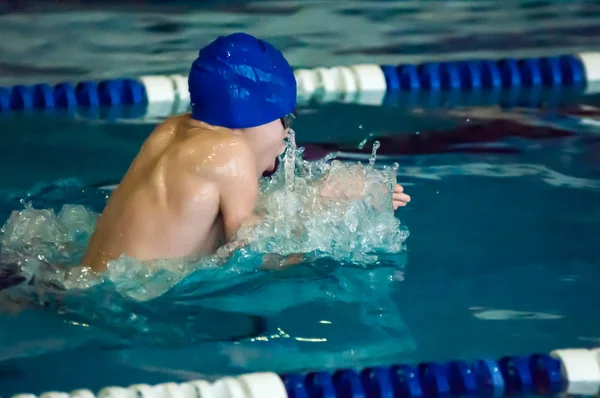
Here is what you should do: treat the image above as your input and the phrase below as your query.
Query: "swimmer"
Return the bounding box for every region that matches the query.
[82,32,411,272]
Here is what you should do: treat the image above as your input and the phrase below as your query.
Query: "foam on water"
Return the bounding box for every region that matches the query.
[0,132,409,306]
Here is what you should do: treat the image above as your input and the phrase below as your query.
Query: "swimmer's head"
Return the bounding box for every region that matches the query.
[188,32,297,129]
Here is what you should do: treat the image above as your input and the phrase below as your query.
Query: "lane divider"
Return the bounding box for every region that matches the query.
[1,53,599,117]
[11,85,584,126]
[9,347,600,398]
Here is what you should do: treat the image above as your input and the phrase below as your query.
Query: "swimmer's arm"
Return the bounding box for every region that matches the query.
[216,147,261,243]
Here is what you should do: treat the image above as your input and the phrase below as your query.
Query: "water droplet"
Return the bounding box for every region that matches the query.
[284,129,297,191]
[368,141,380,168]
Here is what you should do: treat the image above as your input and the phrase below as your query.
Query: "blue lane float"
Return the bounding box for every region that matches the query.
[281,353,566,398]
[8,348,600,398]
[0,78,147,113]
[1,53,599,115]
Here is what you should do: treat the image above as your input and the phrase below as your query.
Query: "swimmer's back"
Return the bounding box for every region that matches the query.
[83,114,254,272]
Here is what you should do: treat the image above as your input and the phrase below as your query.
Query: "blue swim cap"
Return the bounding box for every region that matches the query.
[188,32,297,129]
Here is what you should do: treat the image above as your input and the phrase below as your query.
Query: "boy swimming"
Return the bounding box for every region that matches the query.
[82,32,410,272]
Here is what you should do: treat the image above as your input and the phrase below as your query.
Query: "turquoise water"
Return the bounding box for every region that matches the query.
[1,1,600,396]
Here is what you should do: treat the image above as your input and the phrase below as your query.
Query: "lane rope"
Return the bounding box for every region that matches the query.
[10,347,600,398]
[1,53,599,117]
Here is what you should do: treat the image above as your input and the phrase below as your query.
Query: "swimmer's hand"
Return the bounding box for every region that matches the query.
[392,184,411,210]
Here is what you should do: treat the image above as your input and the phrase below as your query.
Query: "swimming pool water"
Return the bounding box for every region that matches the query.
[2,99,599,396]
[1,1,600,396]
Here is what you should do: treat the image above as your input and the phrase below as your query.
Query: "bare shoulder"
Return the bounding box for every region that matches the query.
[151,115,184,135]
[184,133,257,179]
[140,115,182,150]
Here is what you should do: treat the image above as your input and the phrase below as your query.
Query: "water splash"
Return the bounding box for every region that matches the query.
[368,141,380,168]
[0,134,409,305]
[284,128,298,191]
[358,138,368,149]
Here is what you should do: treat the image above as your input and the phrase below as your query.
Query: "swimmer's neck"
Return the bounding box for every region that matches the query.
[183,113,244,135]
[181,113,268,175]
